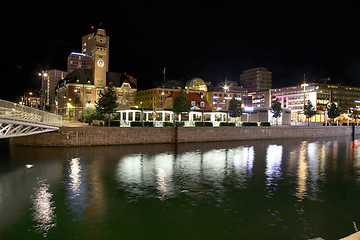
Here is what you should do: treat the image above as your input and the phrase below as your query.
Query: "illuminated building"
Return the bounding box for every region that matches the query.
[164,91,212,111]
[67,52,92,73]
[38,69,68,110]
[82,28,110,72]
[207,80,247,111]
[240,67,272,92]
[136,88,181,109]
[56,28,137,120]
[271,82,360,123]
[56,70,137,120]
[18,91,41,108]
[185,78,208,92]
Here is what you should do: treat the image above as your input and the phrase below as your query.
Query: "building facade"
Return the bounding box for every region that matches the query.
[56,28,137,120]
[56,70,137,120]
[40,69,68,110]
[82,28,110,72]
[240,67,272,92]
[271,83,360,122]
[136,88,181,109]
[207,80,247,111]
[67,52,92,73]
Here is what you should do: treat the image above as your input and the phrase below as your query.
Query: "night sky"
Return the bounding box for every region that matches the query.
[2,1,360,101]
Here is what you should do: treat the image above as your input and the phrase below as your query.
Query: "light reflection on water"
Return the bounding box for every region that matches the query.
[30,178,56,237]
[66,157,88,219]
[265,145,283,194]
[3,137,360,239]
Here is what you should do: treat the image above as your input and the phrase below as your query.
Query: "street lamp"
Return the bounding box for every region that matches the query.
[301,83,309,122]
[38,71,48,111]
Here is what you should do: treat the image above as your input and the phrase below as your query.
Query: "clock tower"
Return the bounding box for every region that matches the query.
[92,28,108,87]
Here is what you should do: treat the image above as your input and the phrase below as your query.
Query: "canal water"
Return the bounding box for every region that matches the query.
[1,137,360,240]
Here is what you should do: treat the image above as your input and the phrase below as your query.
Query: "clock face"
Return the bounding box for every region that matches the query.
[97,60,105,67]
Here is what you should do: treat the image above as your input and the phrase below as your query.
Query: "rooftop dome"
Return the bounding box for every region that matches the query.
[185,78,208,92]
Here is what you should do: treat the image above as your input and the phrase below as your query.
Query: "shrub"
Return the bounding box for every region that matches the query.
[163,122,174,127]
[130,121,142,127]
[110,120,121,127]
[143,122,154,127]
[195,122,203,127]
[175,122,185,127]
[260,122,271,126]
[219,122,235,126]
[242,122,258,126]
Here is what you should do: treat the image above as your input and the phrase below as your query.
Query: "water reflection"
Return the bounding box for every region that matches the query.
[30,178,56,237]
[66,157,88,218]
[3,137,360,239]
[116,145,256,200]
[265,145,283,196]
[295,141,308,201]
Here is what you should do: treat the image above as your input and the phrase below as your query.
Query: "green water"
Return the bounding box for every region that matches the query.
[1,137,360,240]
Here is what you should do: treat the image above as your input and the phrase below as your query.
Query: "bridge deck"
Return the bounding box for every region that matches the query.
[0,99,62,138]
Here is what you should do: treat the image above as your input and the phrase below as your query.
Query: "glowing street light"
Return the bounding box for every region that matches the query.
[301,83,309,110]
[38,71,48,110]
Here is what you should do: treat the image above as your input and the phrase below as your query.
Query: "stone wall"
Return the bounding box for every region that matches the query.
[9,126,358,147]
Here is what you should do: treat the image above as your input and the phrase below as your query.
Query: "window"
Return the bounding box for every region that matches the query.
[86,88,92,94]
[200,102,205,107]
[191,101,196,106]
[119,91,123,96]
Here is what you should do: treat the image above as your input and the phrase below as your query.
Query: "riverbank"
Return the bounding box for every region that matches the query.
[9,125,360,146]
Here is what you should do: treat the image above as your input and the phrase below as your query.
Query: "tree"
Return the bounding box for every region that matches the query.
[271,98,283,125]
[78,104,99,124]
[303,100,317,126]
[228,94,243,122]
[172,88,191,124]
[327,102,340,123]
[95,82,118,126]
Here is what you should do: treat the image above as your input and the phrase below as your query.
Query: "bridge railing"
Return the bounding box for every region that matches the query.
[0,99,62,125]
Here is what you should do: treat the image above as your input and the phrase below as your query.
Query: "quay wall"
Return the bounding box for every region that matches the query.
[9,126,360,147]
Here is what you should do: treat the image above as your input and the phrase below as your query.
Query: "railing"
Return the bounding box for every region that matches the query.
[0,99,62,125]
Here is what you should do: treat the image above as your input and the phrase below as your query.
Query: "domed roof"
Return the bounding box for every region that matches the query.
[185,78,208,92]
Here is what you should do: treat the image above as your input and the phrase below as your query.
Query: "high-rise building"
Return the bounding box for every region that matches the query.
[67,52,92,73]
[82,29,110,72]
[240,67,272,92]
[41,69,68,109]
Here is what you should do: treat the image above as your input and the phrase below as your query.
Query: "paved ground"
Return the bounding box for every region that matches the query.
[61,121,90,127]
[340,231,360,240]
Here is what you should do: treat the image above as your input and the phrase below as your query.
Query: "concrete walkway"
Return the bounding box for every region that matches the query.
[61,121,90,127]
[339,231,360,240]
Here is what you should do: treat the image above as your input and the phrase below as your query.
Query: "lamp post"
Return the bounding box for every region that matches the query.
[38,71,48,111]
[223,78,229,123]
[301,83,309,122]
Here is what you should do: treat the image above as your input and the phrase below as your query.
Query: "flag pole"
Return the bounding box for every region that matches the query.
[163,67,166,86]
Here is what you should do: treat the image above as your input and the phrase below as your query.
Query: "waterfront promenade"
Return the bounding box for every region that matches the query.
[9,123,359,146]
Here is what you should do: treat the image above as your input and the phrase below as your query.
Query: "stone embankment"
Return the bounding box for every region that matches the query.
[9,126,360,147]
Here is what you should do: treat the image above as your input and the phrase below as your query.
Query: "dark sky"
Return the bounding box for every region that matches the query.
[2,1,360,101]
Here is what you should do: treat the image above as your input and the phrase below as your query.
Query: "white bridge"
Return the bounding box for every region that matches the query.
[0,99,62,138]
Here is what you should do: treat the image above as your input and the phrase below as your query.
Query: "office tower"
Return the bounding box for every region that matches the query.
[240,67,272,92]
